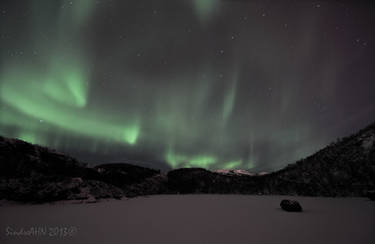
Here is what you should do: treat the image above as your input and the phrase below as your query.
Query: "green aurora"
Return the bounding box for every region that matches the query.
[1,0,374,171]
[0,0,241,169]
[0,2,140,146]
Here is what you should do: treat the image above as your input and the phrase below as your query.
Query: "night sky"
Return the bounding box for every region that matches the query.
[1,0,374,171]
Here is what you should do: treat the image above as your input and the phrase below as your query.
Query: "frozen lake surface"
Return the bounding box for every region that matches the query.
[1,195,374,244]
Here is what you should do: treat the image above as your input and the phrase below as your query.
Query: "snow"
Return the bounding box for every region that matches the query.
[215,169,269,176]
[0,195,374,244]
[215,169,255,176]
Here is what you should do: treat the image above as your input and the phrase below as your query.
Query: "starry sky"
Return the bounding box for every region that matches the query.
[0,0,374,171]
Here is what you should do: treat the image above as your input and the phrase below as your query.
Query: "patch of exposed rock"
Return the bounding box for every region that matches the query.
[280,199,303,212]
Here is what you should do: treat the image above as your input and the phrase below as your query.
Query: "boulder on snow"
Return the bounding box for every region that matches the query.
[280,199,303,212]
[366,190,375,201]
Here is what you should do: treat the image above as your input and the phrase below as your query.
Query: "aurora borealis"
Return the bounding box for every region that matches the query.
[1,0,374,171]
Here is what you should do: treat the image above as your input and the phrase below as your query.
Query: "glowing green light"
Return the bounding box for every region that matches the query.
[166,149,189,168]
[247,160,256,169]
[0,68,139,145]
[224,160,242,169]
[17,132,36,144]
[43,71,88,108]
[193,0,219,22]
[188,155,216,168]
[165,149,216,169]
[0,0,138,148]
[71,0,96,25]
[0,0,272,171]
[222,81,237,122]
[66,71,89,107]
[0,108,42,131]
[123,124,140,145]
[16,131,45,145]
[0,2,143,150]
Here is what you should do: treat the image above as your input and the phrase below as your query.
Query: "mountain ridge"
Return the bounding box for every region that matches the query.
[0,122,374,202]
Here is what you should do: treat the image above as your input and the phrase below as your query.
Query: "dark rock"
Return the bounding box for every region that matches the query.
[124,174,169,197]
[167,168,216,193]
[280,199,303,212]
[366,190,375,201]
[94,163,160,188]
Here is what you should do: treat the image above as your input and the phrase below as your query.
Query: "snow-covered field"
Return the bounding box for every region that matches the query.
[1,195,374,244]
